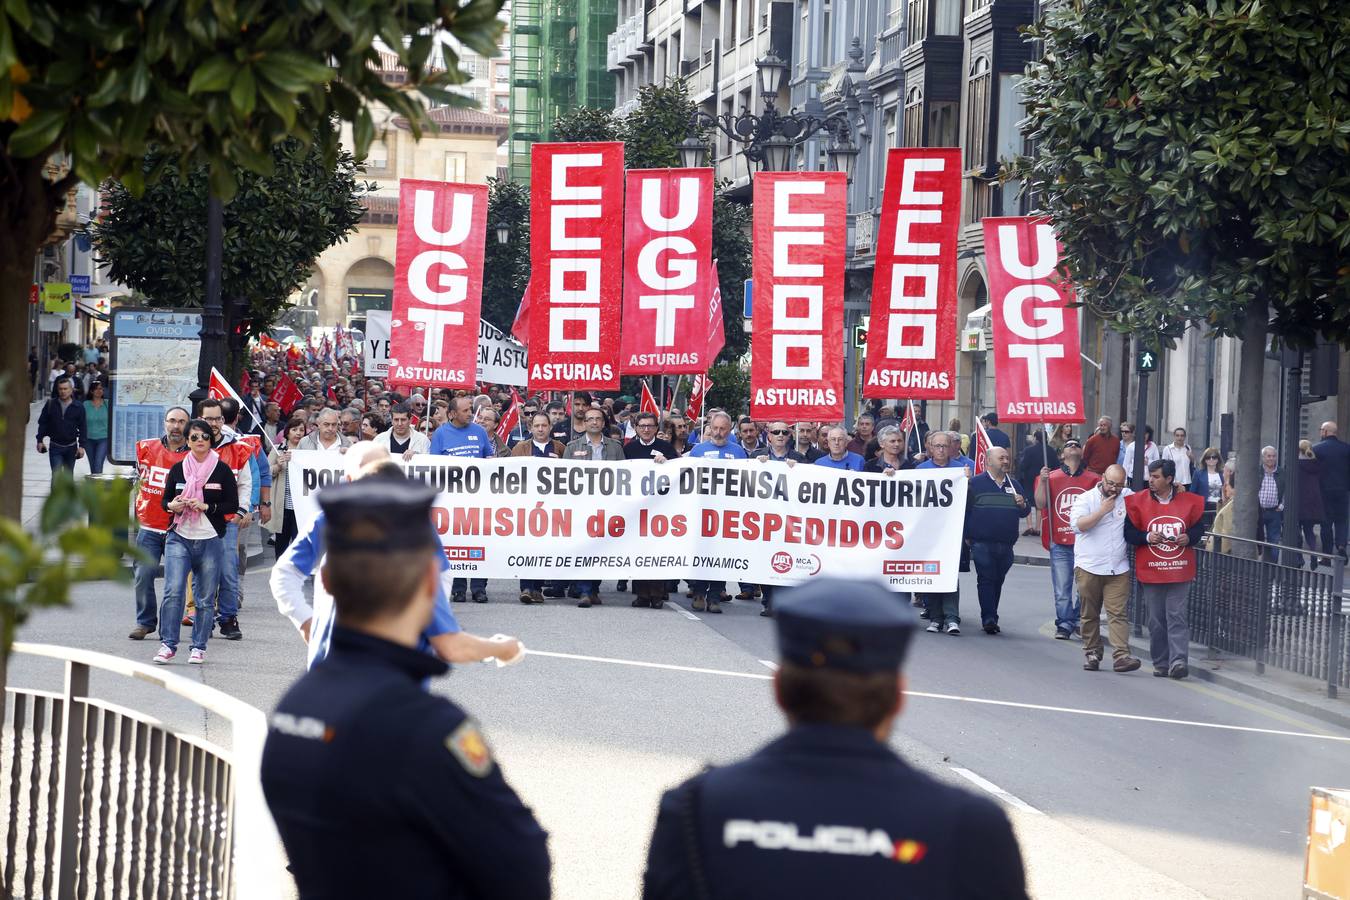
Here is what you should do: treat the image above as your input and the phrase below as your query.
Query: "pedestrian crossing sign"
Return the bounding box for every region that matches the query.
[1136,350,1158,373]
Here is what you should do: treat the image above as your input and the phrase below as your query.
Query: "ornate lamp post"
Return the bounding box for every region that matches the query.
[681,52,858,177]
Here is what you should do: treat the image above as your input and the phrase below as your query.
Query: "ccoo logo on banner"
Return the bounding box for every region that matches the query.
[750,172,847,421]
[983,217,1084,423]
[528,142,625,390]
[388,180,487,389]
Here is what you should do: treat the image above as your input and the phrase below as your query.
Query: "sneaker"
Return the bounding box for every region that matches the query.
[735,590,761,600]
[577,597,593,609]
[919,609,930,620]
[189,648,205,665]
[451,592,466,604]
[128,625,154,641]
[1054,629,1071,640]
[706,600,723,614]
[182,614,194,627]
[1169,662,1189,679]
[472,591,489,604]
[691,595,707,612]
[1153,668,1169,677]
[530,590,546,605]
[1113,656,1142,673]
[759,607,774,618]
[520,591,534,604]
[1083,656,1100,671]
[983,623,1000,635]
[153,644,175,665]
[945,622,961,636]
[617,580,629,592]
[542,587,566,598]
[218,618,242,641]
[926,622,940,633]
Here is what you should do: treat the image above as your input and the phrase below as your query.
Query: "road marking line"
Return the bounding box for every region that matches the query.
[666,602,701,621]
[526,650,1350,743]
[759,660,779,671]
[529,650,769,680]
[949,768,1044,815]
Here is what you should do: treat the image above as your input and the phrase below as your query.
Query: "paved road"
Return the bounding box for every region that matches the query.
[10,553,1348,899]
[15,408,1346,898]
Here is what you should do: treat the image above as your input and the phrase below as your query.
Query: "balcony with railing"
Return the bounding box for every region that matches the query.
[878,25,906,71]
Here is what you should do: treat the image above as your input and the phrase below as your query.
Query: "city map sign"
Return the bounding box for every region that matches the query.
[108,308,203,464]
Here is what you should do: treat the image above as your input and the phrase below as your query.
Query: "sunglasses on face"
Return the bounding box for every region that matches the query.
[188,434,211,443]
[768,429,791,436]
[1121,429,1133,435]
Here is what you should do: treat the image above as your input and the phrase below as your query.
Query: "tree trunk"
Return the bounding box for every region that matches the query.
[1230,295,1269,557]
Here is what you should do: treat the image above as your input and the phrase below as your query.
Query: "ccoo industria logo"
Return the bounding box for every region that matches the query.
[445,546,486,561]
[882,561,940,575]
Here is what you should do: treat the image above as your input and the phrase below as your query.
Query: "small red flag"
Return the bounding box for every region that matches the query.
[640,381,660,417]
[270,373,304,415]
[705,261,725,363]
[686,374,712,421]
[973,418,992,475]
[511,280,531,346]
[497,387,522,445]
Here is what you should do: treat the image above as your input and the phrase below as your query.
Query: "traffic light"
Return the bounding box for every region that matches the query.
[226,296,252,354]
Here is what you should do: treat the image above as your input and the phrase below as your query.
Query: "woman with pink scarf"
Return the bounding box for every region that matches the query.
[155,418,238,665]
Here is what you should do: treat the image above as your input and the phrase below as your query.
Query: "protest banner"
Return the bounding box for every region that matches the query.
[620,168,715,374]
[528,141,625,390]
[389,179,487,389]
[365,309,391,377]
[750,172,846,421]
[983,216,1085,423]
[288,453,967,590]
[478,318,527,386]
[864,148,960,399]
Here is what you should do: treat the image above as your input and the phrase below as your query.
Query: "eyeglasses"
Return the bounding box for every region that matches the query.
[1102,479,1125,488]
[1120,429,1133,434]
[1205,455,1219,460]
[768,429,791,436]
[203,416,224,423]
[188,434,211,443]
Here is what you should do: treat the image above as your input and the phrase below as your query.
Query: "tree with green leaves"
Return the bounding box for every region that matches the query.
[93,132,370,373]
[552,81,753,363]
[0,0,502,524]
[483,177,531,330]
[1013,0,1350,546]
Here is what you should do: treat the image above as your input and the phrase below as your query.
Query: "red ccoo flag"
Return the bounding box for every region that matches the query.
[640,381,660,416]
[686,374,712,421]
[511,279,531,346]
[705,260,725,363]
[270,373,304,414]
[973,416,993,476]
[497,387,522,445]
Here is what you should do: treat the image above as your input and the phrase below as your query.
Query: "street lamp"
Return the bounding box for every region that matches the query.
[683,53,857,178]
[495,221,511,245]
[677,136,707,170]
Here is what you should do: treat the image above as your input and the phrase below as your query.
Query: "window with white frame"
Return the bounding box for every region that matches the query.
[445,151,467,183]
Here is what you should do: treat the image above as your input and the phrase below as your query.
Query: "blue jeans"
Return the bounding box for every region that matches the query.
[160,532,222,651]
[970,541,1015,626]
[1049,542,1079,633]
[48,443,77,473]
[214,520,240,622]
[1322,489,1348,555]
[1259,508,1283,562]
[132,528,167,629]
[574,581,596,597]
[84,438,108,474]
[451,578,487,596]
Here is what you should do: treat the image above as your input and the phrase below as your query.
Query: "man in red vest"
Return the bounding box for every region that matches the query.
[1035,436,1100,640]
[1125,458,1206,679]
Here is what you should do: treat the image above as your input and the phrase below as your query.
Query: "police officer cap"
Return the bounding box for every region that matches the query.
[317,475,441,554]
[775,578,919,673]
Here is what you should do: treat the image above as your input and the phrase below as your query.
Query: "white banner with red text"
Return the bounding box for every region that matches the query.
[287,452,966,590]
[389,179,488,390]
[750,172,847,421]
[983,216,1085,423]
[528,142,625,391]
[864,148,960,400]
[620,168,715,375]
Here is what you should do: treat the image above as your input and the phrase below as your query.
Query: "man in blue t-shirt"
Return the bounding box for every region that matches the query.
[813,426,865,471]
[429,395,494,601]
[686,410,746,613]
[916,431,972,635]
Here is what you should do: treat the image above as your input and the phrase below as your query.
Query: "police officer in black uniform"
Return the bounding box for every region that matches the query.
[260,477,551,899]
[642,577,1027,899]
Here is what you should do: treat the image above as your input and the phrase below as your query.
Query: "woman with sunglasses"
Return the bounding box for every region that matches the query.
[155,419,238,665]
[1188,446,1226,530]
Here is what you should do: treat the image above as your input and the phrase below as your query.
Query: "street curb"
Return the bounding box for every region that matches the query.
[1015,554,1050,568]
[1126,639,1350,732]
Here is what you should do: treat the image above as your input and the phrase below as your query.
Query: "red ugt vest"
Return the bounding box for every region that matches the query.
[135,438,189,532]
[1125,489,1205,583]
[1035,466,1101,548]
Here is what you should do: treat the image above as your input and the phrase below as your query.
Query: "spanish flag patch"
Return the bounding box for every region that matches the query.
[445,719,494,777]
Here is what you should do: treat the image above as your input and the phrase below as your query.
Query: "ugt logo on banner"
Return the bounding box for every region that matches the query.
[864,148,960,399]
[389,180,487,389]
[982,216,1084,423]
[750,172,847,421]
[620,168,715,375]
[529,142,625,390]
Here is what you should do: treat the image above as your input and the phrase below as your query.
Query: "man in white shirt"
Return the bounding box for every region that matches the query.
[374,402,430,460]
[1160,427,1194,487]
[1070,464,1142,673]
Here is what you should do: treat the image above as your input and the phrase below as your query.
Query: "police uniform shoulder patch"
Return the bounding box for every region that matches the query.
[445,719,494,777]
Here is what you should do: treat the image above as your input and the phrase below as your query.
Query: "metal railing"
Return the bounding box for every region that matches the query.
[1127,534,1348,698]
[1,643,288,898]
